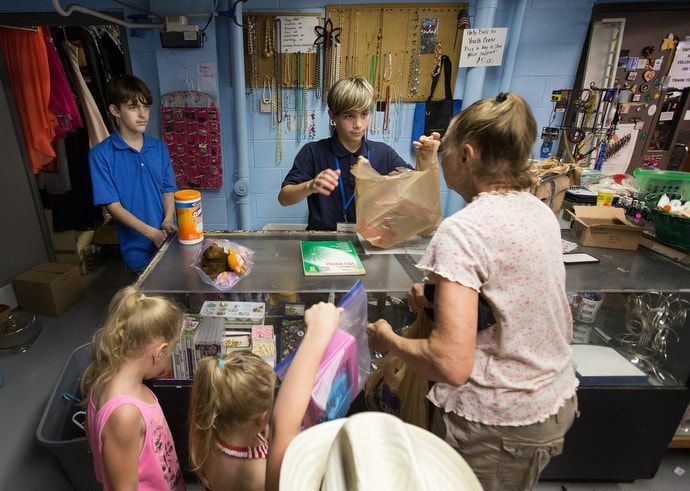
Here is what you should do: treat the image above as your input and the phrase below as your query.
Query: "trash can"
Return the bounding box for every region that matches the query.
[36,343,99,491]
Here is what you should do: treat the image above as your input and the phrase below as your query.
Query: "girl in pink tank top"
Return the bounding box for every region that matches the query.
[81,285,185,490]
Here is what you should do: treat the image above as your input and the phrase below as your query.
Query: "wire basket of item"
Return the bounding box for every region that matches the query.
[633,168,690,250]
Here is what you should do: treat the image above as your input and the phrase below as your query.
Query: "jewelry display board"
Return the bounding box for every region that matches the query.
[242,4,466,102]
[243,13,322,91]
[325,3,466,102]
[161,91,223,189]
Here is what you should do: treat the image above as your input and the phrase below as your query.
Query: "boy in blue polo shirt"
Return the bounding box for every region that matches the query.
[89,74,177,274]
[278,76,411,231]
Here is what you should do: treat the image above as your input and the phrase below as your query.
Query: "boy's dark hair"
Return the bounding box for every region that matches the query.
[105,74,153,108]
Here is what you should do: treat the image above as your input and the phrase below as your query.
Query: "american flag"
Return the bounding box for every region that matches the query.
[458,9,470,29]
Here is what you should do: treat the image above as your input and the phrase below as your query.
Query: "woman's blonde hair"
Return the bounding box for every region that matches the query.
[188,351,276,481]
[327,76,375,115]
[80,286,183,401]
[442,92,537,191]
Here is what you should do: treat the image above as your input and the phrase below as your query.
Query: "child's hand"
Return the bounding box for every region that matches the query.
[161,219,177,234]
[304,302,343,341]
[148,227,170,248]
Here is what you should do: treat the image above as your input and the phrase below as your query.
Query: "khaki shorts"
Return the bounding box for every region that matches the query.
[432,395,578,491]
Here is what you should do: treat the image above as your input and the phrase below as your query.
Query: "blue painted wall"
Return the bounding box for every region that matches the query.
[5,0,668,231]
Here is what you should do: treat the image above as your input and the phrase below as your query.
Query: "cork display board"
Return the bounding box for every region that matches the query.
[243,13,322,92]
[243,3,467,102]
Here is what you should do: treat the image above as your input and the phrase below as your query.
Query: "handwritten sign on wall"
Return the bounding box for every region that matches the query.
[667,41,690,89]
[277,16,320,53]
[459,27,508,67]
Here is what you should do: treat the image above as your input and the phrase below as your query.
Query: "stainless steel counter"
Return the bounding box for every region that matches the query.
[136,230,690,296]
[136,231,423,295]
[561,231,690,293]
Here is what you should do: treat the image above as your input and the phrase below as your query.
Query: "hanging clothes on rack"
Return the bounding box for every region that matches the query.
[0,22,126,232]
[0,26,57,173]
[45,25,125,232]
[54,26,113,136]
[60,40,109,147]
[43,27,83,141]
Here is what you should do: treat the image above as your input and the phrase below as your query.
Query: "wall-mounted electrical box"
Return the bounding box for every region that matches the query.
[160,30,203,48]
[160,15,203,48]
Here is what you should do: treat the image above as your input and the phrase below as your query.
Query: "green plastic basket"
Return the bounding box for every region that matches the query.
[633,168,690,250]
[650,209,690,250]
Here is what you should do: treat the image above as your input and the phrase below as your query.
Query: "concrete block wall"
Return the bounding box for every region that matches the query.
[1,0,608,231]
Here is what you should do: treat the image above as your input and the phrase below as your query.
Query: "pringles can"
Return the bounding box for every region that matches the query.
[175,189,204,244]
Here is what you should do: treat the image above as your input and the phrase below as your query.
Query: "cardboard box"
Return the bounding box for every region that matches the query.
[13,263,84,317]
[568,206,645,250]
[45,210,100,271]
[93,220,119,245]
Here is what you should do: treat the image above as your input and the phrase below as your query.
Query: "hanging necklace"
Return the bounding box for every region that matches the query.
[373,9,384,100]
[393,88,404,142]
[344,10,353,76]
[262,76,272,105]
[408,9,421,96]
[382,84,391,134]
[315,42,323,100]
[283,49,291,86]
[270,77,277,129]
[369,54,378,134]
[263,16,274,58]
[295,51,302,143]
[305,48,312,89]
[246,16,259,92]
[383,52,392,82]
[352,10,360,76]
[331,36,341,85]
[274,18,283,123]
[276,119,283,164]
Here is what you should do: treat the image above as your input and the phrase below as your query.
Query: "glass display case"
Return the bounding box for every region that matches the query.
[540,231,690,481]
[137,230,690,482]
[136,230,421,475]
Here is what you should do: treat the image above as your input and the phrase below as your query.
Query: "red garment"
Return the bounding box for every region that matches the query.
[43,27,83,140]
[0,26,57,173]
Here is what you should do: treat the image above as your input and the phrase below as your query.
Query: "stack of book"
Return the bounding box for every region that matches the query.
[171,316,224,379]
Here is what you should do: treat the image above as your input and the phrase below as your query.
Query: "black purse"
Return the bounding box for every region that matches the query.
[423,283,496,331]
[424,55,455,138]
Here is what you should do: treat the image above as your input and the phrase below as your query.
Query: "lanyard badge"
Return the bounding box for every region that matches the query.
[334,147,370,220]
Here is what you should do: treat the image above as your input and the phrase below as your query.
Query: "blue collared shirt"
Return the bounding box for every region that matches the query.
[89,129,176,270]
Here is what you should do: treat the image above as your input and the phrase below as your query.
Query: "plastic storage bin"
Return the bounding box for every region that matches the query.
[36,343,99,491]
[633,168,690,249]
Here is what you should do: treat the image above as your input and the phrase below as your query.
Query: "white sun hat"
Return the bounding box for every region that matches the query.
[280,411,483,491]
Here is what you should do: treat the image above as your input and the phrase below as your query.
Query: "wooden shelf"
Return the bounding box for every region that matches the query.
[669,435,690,449]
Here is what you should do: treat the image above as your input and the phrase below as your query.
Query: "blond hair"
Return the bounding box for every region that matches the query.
[80,286,183,401]
[188,351,276,482]
[327,76,375,115]
[442,92,537,191]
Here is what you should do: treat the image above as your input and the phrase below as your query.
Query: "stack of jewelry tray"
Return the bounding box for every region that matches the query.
[251,325,276,367]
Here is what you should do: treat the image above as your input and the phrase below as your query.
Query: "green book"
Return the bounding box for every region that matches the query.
[299,240,366,276]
